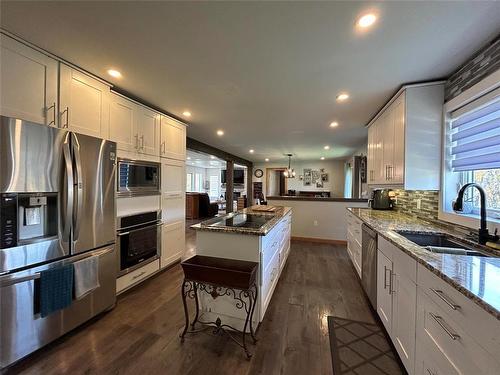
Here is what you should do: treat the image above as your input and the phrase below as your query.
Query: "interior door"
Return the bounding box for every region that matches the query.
[70,132,116,254]
[0,34,58,126]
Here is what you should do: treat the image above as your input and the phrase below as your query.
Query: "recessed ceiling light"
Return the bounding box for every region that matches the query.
[182,111,191,117]
[336,93,349,102]
[216,130,224,136]
[107,69,122,78]
[320,157,325,160]
[324,145,330,150]
[329,121,339,128]
[210,155,215,159]
[187,157,191,160]
[249,149,255,154]
[357,13,377,28]
[265,158,270,162]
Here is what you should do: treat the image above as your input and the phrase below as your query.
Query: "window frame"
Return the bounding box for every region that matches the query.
[439,69,500,233]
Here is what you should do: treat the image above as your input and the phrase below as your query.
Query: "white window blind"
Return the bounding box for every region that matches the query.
[450,91,500,172]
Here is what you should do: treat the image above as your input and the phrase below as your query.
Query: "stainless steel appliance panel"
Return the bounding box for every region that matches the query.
[0,245,116,368]
[71,133,116,254]
[0,239,65,274]
[117,159,160,197]
[0,116,67,193]
[361,224,377,308]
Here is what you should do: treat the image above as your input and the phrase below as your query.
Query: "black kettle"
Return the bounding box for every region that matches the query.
[369,189,394,210]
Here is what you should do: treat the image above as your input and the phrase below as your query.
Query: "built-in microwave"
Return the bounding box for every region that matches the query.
[117,158,160,197]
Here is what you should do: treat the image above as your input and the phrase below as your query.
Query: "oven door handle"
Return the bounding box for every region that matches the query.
[117,222,163,236]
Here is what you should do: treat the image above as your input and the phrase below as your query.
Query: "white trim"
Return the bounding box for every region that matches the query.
[439,68,500,234]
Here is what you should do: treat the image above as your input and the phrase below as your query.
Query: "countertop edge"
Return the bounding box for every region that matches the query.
[346,207,500,321]
[268,196,368,202]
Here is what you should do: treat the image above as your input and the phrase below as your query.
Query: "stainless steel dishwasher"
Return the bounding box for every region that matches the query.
[361,224,377,309]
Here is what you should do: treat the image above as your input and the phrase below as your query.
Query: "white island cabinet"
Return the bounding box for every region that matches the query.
[191,207,292,330]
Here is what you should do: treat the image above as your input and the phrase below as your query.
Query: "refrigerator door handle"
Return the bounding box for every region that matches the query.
[62,140,74,241]
[72,134,84,242]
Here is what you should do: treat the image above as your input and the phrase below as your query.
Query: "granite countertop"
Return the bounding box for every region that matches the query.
[191,206,292,236]
[268,196,368,203]
[348,207,500,320]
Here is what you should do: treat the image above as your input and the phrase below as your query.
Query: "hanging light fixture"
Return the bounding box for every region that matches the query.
[283,154,296,178]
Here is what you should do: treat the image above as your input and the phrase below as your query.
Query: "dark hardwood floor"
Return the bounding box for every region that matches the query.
[6,228,376,375]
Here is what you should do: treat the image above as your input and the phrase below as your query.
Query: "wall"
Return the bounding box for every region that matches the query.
[253,160,346,198]
[445,35,500,102]
[267,199,368,241]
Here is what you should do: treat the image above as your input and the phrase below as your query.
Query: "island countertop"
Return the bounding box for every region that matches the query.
[268,196,368,203]
[191,206,292,236]
[348,207,500,320]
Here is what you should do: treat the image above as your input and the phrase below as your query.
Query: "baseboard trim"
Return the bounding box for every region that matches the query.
[291,236,347,245]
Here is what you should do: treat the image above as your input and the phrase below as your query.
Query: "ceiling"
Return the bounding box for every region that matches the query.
[1,1,499,162]
[187,150,226,169]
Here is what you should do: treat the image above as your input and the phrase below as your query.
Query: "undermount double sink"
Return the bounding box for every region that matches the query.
[395,230,496,258]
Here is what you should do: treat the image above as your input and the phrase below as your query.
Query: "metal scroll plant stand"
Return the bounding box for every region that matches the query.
[179,280,258,359]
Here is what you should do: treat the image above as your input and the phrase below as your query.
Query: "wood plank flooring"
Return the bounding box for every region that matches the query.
[5,233,376,375]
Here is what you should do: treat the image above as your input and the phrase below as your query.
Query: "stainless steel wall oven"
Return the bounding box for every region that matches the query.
[117,210,161,276]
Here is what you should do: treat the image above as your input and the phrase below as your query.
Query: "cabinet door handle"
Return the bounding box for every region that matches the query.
[429,312,460,340]
[383,266,390,289]
[61,107,69,128]
[161,141,166,154]
[47,102,56,126]
[430,288,461,310]
[140,135,145,150]
[134,134,139,150]
[389,271,395,294]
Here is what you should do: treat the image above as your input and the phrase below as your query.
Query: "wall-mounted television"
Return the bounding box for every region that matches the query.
[221,169,245,184]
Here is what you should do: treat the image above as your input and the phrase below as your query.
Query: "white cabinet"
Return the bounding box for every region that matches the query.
[59,64,110,138]
[367,83,444,189]
[0,34,58,125]
[109,93,160,156]
[109,93,136,151]
[376,237,417,374]
[161,221,184,269]
[346,211,362,277]
[161,158,185,224]
[160,115,186,160]
[136,106,160,156]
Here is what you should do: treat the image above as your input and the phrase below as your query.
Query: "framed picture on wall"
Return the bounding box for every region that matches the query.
[303,169,311,186]
[321,173,328,182]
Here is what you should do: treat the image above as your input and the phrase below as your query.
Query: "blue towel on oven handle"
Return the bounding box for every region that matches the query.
[39,264,74,318]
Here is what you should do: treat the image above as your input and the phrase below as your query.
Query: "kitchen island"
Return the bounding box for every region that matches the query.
[191,206,291,330]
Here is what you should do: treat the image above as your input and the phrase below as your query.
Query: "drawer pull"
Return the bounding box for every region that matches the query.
[429,312,460,341]
[430,288,461,310]
[132,271,147,280]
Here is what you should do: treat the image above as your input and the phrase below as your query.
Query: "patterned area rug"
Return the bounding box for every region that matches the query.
[327,316,405,375]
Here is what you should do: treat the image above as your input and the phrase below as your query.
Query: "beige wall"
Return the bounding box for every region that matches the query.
[253,160,346,198]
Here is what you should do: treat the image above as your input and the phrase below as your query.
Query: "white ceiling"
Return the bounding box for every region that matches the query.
[187,149,226,169]
[1,1,499,162]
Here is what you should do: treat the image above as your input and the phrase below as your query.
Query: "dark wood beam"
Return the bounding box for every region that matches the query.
[187,137,253,167]
[226,161,234,213]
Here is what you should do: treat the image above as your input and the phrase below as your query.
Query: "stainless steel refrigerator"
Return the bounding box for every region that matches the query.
[0,116,117,369]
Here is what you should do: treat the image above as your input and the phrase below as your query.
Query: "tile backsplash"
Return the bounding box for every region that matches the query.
[393,190,439,220]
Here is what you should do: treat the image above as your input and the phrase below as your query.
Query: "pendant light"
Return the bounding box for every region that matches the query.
[283,154,296,178]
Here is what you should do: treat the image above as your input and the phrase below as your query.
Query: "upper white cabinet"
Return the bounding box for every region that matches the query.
[367,82,444,190]
[109,92,160,156]
[0,34,58,126]
[59,64,110,138]
[160,115,186,160]
[137,105,160,156]
[109,93,136,151]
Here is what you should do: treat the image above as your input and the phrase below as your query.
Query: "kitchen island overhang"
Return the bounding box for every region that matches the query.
[190,206,292,331]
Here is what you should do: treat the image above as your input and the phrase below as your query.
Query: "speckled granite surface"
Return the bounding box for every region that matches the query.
[191,206,292,236]
[348,207,500,320]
